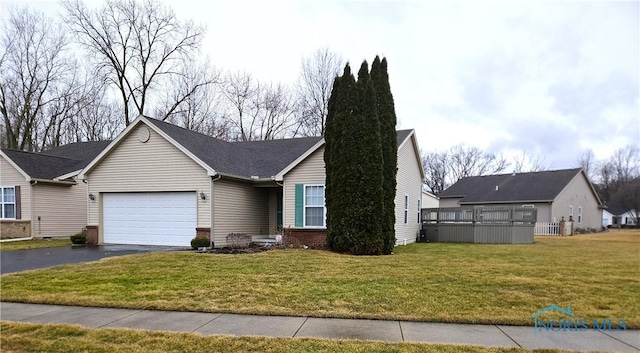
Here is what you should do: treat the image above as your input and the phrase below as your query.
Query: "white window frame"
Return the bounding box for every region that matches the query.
[404,194,409,224]
[1,186,16,219]
[569,206,574,220]
[578,207,582,224]
[303,184,326,228]
[417,199,421,224]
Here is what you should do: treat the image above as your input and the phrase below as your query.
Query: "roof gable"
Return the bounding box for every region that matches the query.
[274,129,420,181]
[439,168,588,203]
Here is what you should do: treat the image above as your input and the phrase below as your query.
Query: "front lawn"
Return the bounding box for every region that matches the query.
[1,230,638,327]
[0,322,574,353]
[0,238,71,252]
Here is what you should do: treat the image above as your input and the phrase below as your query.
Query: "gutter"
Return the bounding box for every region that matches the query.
[30,178,76,185]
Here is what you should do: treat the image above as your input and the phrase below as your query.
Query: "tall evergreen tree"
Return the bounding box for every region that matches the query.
[325,61,386,254]
[371,56,398,254]
[325,64,355,251]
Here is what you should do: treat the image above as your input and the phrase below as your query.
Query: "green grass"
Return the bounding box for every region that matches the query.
[1,231,638,327]
[0,238,71,251]
[0,321,579,353]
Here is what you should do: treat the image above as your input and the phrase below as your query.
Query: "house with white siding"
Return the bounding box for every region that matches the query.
[78,115,424,248]
[0,141,110,239]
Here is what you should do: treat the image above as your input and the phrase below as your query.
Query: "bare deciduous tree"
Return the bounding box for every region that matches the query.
[448,145,509,182]
[157,59,230,139]
[0,6,74,151]
[511,150,548,173]
[421,150,448,195]
[576,149,597,182]
[421,145,508,194]
[594,144,640,204]
[295,47,343,137]
[220,71,297,141]
[62,0,211,125]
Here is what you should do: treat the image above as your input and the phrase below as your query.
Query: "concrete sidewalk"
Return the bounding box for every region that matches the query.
[1,302,638,352]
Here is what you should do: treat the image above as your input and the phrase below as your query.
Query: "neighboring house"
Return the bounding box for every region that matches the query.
[602,209,614,227]
[438,169,603,230]
[605,204,638,227]
[0,141,110,239]
[79,116,425,248]
[421,190,439,209]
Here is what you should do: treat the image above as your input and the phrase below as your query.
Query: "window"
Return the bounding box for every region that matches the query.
[417,199,421,223]
[304,185,325,227]
[578,207,582,224]
[1,187,16,219]
[569,206,573,220]
[404,195,408,224]
[522,205,534,208]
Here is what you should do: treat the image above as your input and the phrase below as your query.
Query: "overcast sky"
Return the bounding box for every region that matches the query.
[3,0,639,170]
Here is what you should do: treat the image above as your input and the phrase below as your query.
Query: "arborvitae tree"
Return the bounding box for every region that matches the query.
[351,62,385,254]
[371,56,398,254]
[325,64,355,251]
[325,61,386,255]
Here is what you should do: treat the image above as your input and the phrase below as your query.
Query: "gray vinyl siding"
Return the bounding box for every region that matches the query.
[85,124,211,242]
[212,178,269,247]
[283,147,326,229]
[394,136,423,245]
[31,178,87,238]
[439,198,462,208]
[551,174,602,229]
[0,156,31,223]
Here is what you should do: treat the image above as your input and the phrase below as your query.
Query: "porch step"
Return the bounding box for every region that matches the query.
[251,235,281,245]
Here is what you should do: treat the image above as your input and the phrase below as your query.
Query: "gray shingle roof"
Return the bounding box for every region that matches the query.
[146,118,322,178]
[439,168,584,203]
[2,141,110,180]
[396,130,412,147]
[146,118,414,179]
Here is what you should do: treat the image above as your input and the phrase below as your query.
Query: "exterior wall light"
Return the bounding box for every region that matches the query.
[89,193,96,201]
[200,191,206,200]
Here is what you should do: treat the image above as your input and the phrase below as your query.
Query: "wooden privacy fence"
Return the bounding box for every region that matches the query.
[420,206,536,244]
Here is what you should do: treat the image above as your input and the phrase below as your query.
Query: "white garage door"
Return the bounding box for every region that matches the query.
[103,192,196,246]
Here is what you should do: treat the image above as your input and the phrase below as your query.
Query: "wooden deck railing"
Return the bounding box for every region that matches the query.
[420,206,537,244]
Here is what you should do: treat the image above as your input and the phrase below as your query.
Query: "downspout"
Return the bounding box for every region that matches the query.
[30,180,37,239]
[209,174,221,247]
[83,178,89,240]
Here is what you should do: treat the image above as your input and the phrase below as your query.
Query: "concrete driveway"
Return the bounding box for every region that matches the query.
[0,245,181,274]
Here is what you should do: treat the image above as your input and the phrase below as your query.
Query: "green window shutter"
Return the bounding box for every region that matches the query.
[294,184,304,227]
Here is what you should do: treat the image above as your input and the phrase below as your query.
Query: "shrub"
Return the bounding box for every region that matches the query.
[70,233,86,245]
[190,237,210,249]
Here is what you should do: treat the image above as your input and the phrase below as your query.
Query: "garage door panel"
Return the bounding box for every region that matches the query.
[103,192,196,246]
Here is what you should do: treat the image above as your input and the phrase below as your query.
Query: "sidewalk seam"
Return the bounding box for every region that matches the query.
[494,325,522,349]
[292,317,309,338]
[97,309,143,328]
[597,329,640,350]
[192,313,224,333]
[398,321,405,341]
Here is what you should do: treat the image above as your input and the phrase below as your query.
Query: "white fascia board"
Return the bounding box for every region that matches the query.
[79,116,145,179]
[0,150,31,181]
[54,169,82,181]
